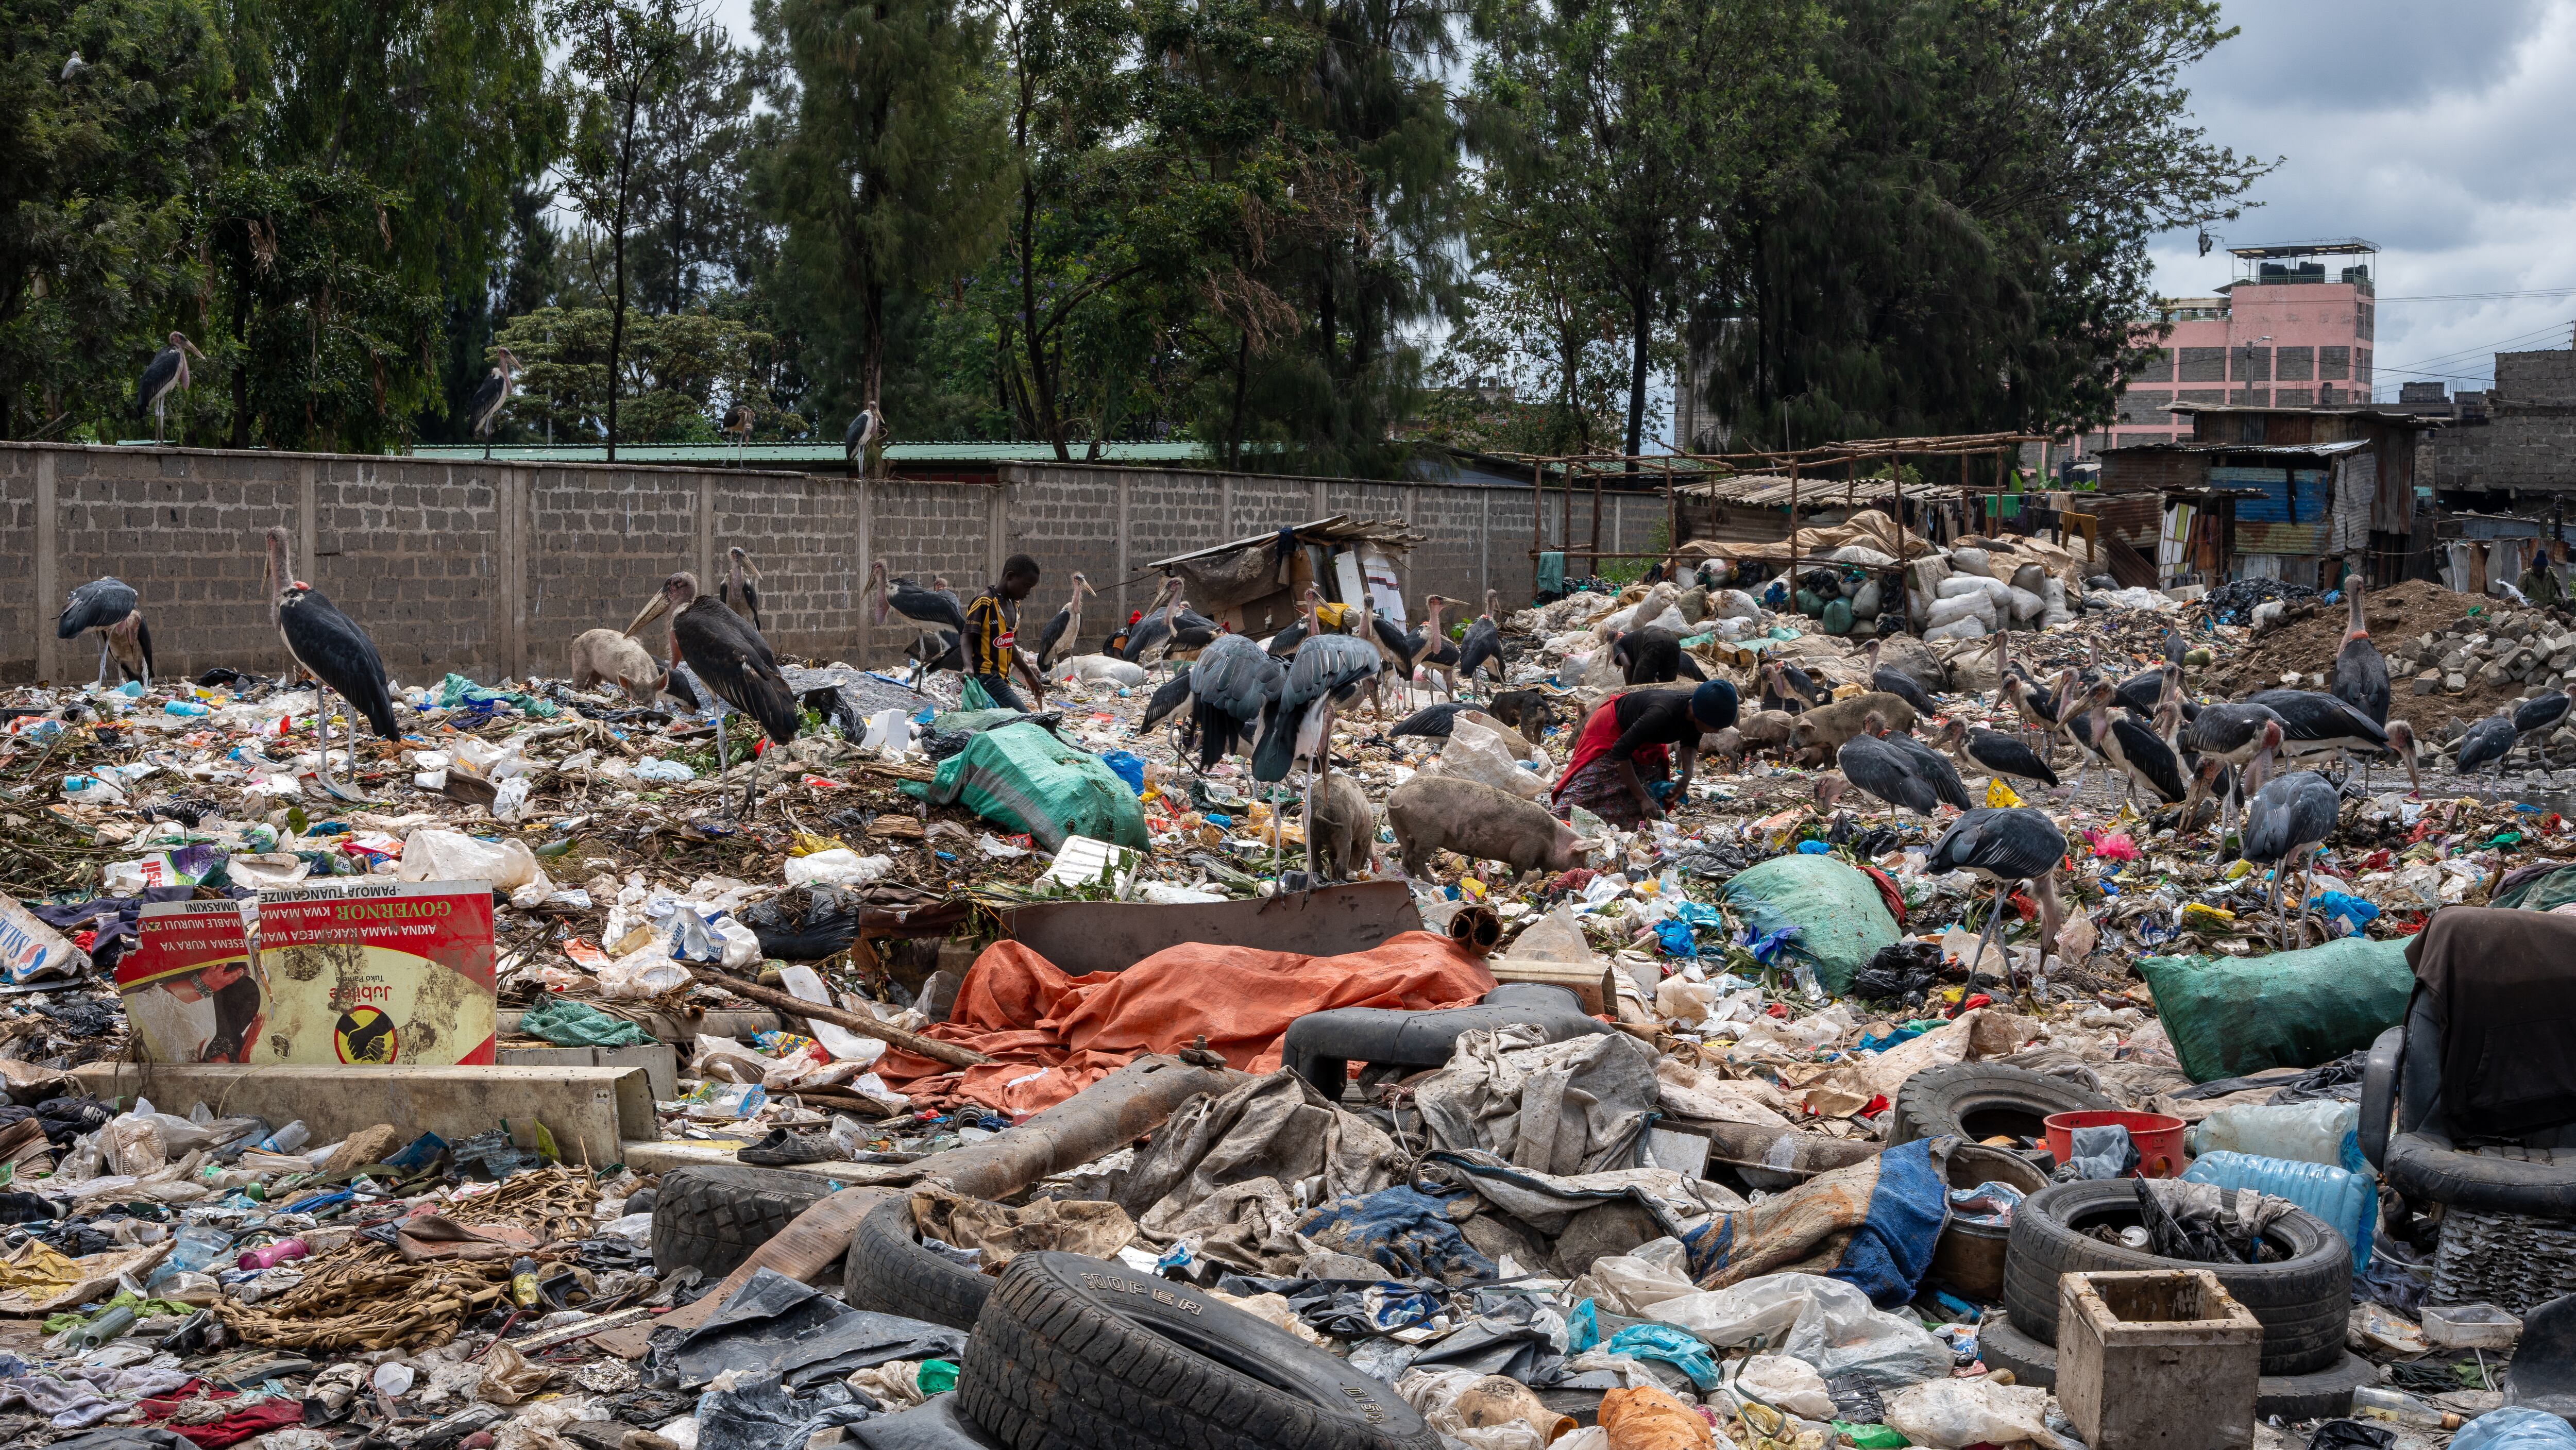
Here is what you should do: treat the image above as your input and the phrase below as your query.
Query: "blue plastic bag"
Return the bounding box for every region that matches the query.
[1603,1324,1721,1390]
[1099,750,1146,796]
[2454,1409,2576,1450]
[2307,889,2380,938]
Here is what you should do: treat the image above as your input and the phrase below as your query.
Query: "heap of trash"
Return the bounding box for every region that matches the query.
[5,536,2576,1450]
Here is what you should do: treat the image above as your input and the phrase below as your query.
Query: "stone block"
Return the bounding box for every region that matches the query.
[2414,671,2441,696]
[2448,672,2469,693]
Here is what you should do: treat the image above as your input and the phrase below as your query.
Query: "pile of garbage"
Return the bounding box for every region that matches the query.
[6,546,2576,1450]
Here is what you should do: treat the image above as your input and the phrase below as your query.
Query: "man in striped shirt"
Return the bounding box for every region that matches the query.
[963,554,1049,710]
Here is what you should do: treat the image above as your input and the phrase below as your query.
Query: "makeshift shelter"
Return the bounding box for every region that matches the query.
[1147,514,1429,632]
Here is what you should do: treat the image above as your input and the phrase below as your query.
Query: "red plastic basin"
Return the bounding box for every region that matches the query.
[2044,1109,2189,1179]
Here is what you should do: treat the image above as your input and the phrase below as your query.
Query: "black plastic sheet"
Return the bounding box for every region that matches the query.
[650,1269,966,1390]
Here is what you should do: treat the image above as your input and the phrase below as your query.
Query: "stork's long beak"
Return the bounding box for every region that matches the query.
[625,592,671,636]
[1081,577,1098,598]
[183,338,206,359]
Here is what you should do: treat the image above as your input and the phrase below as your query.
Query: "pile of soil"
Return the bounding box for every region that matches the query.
[2201,579,2535,735]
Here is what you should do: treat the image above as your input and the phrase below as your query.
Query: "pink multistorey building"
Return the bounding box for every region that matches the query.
[2080,239,2378,456]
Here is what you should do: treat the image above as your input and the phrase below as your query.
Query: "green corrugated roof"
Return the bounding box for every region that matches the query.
[401,441,1209,465]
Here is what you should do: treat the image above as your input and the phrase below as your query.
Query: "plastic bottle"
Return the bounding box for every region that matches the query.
[257,1120,311,1154]
[2351,1387,2462,1430]
[145,1225,234,1288]
[509,1256,541,1308]
[2182,1151,2375,1271]
[238,1237,309,1271]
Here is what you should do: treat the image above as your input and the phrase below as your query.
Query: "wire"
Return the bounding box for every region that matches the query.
[2377,288,2576,303]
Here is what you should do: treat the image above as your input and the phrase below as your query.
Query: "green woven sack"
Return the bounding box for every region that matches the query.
[2138,937,2414,1084]
[904,721,1149,852]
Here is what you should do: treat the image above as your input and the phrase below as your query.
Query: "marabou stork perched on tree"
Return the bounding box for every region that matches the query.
[1457,590,1506,693]
[1863,638,1939,718]
[2455,708,2519,784]
[2244,770,2343,950]
[869,559,968,690]
[628,572,799,818]
[845,402,883,469]
[57,578,152,689]
[720,547,762,631]
[1182,631,1285,771]
[466,346,518,459]
[138,332,206,446]
[2176,702,2286,836]
[2330,575,2390,727]
[1031,571,1097,672]
[2515,690,2572,767]
[1930,717,2059,791]
[261,527,397,798]
[1928,806,2071,979]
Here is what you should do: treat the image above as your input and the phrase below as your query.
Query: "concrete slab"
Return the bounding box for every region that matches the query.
[499,1042,679,1101]
[73,1063,656,1168]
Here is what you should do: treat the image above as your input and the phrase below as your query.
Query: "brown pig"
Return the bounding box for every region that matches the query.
[568,628,674,705]
[1308,767,1376,881]
[1386,775,1589,883]
[1785,691,1918,764]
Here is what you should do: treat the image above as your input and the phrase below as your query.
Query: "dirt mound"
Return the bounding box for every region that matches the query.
[2202,579,2517,734]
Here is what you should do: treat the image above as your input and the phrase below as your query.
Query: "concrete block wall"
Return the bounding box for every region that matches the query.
[0,443,1650,686]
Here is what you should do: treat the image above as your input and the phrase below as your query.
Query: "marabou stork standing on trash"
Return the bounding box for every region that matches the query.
[466,347,519,459]
[57,578,152,689]
[1138,667,1196,738]
[2330,575,2390,727]
[1820,726,1941,826]
[2515,691,2572,768]
[2244,770,2343,950]
[1457,591,1507,694]
[1928,806,2071,980]
[1182,631,1286,771]
[2083,694,2189,812]
[1264,587,1325,659]
[2246,688,2391,785]
[720,547,763,632]
[1873,715,1972,811]
[1930,717,2059,793]
[1031,572,1097,673]
[262,527,398,799]
[1863,638,1939,718]
[628,572,799,819]
[1414,596,1463,699]
[869,559,968,691]
[845,402,883,469]
[2112,662,2185,721]
[2176,703,2286,837]
[2002,671,2062,758]
[1252,629,1381,884]
[1122,577,1219,667]
[2455,708,2520,786]
[2163,625,2188,671]
[139,332,206,446]
[1364,601,1435,717]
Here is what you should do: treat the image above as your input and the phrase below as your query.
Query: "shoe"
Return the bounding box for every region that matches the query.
[737,1127,840,1166]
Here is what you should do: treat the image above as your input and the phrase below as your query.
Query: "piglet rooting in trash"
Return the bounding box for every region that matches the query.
[1386,774,1588,883]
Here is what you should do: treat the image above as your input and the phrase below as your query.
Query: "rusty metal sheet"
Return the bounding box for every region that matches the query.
[999,881,1424,975]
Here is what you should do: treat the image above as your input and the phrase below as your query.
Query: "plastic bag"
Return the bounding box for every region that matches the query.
[1434,717,1549,801]
[738,888,867,962]
[2138,938,2413,1083]
[396,829,548,892]
[1883,1378,2078,1450]
[782,849,892,888]
[1599,1385,1714,1450]
[2453,1408,2576,1450]
[1735,1355,1835,1419]
[1580,1260,1951,1390]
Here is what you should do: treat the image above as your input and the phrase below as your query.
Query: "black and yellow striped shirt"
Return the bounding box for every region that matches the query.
[965,592,1016,675]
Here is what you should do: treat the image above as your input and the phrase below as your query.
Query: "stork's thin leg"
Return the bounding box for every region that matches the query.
[1971,884,2008,979]
[95,638,109,689]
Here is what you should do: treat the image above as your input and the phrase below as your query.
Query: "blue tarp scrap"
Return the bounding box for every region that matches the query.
[1676,1139,1949,1309]
[1296,1186,1496,1286]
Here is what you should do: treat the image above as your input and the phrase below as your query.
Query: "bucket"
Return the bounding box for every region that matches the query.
[1928,1142,2050,1303]
[2044,1110,2189,1179]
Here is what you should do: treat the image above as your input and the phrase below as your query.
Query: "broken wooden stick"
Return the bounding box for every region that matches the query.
[701,969,992,1069]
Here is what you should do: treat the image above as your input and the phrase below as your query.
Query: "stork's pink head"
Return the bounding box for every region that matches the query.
[868,559,890,624]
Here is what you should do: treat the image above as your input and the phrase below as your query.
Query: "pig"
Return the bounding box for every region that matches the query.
[1307,767,1376,881]
[1736,709,1798,753]
[1785,690,1919,764]
[1702,726,1745,771]
[1386,775,1589,883]
[568,628,674,705]
[1485,688,1561,744]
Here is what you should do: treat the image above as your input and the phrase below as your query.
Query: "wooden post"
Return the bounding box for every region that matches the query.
[1531,459,1544,593]
[1787,457,1801,588]
[1589,464,1604,566]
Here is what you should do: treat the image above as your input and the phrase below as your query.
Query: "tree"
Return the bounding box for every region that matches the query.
[1467,0,1833,465]
[551,0,704,460]
[0,0,235,441]
[759,0,1010,475]
[1702,0,2275,446]
[626,25,756,314]
[496,303,801,443]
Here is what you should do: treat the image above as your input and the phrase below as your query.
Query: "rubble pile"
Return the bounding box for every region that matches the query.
[0,536,2571,1450]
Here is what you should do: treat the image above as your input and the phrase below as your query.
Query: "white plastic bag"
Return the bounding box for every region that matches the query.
[1924,593,1995,630]
[1735,1355,1835,1419]
[1433,717,1549,800]
[1923,617,1987,643]
[783,849,893,888]
[1884,1378,2080,1449]
[1579,1265,1953,1389]
[396,829,548,892]
[1052,654,1146,686]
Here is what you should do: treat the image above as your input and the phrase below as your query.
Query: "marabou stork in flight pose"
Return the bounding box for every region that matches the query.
[139,332,206,446]
[466,347,519,459]
[869,559,968,691]
[58,578,152,689]
[2330,575,2390,727]
[1456,591,1507,694]
[1031,571,1097,673]
[720,547,762,632]
[2243,770,2343,950]
[262,527,398,799]
[1928,806,2071,980]
[628,572,800,818]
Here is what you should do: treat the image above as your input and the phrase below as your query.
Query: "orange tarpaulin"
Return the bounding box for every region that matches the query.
[874,930,1499,1117]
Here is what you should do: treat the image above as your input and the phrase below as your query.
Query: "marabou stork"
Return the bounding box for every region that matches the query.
[1264,587,1326,658]
[1389,701,1475,739]
[845,402,883,469]
[1415,596,1464,698]
[720,547,762,631]
[139,332,206,445]
[2245,688,2389,782]
[2456,709,2519,784]
[2002,671,2062,756]
[1928,806,2072,978]
[1184,631,1285,771]
[1760,659,1829,714]
[2113,663,2183,720]
[1252,630,1381,884]
[261,527,398,797]
[1864,638,1939,718]
[2243,770,2343,950]
[2515,691,2572,767]
[1930,717,2060,791]
[2163,626,2188,670]
[1138,667,1195,736]
[1820,730,1939,825]
[2083,695,2189,810]
[1874,715,1973,811]
[466,347,519,459]
[60,51,86,82]
[1364,601,1432,716]
[628,571,799,818]
[869,559,968,690]
[57,578,152,689]
[2330,575,2390,726]
[1124,577,1218,666]
[1031,572,1097,672]
[722,403,755,456]
[2177,703,2286,836]
[1457,590,1506,693]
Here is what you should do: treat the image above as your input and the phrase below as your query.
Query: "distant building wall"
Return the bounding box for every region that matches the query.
[2432,348,2576,496]
[0,445,1635,685]
[2088,281,2376,456]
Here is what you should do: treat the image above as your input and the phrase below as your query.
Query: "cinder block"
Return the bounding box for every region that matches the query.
[2057,1269,2261,1450]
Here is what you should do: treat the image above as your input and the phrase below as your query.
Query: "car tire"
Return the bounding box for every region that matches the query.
[956,1252,1439,1450]
[1976,1310,2372,1418]
[2001,1180,2350,1375]
[1885,1064,2114,1149]
[651,1165,840,1279]
[846,1198,993,1330]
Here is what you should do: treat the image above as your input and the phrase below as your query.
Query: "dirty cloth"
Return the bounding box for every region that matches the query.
[0,1362,194,1429]
[874,932,1494,1117]
[1428,1151,1745,1239]
[1675,1138,1951,1307]
[1298,1187,1498,1285]
[2406,906,2576,1139]
[517,993,650,1048]
[693,1372,875,1450]
[1415,1027,1662,1177]
[1119,1071,1401,1254]
[1572,1258,1952,1389]
[2136,1180,2295,1266]
[135,1382,304,1449]
[908,1186,1134,1270]
[651,1269,965,1390]
[2062,1125,2139,1181]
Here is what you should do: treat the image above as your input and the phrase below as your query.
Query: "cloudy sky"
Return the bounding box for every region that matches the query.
[2147,0,2576,399]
